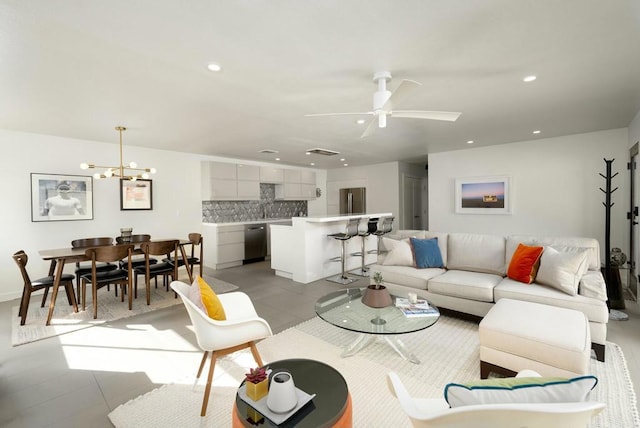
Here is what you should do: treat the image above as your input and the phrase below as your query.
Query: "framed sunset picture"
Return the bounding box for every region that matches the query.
[455,176,511,214]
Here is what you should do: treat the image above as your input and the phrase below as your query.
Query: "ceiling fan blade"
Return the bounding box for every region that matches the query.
[360,117,378,139]
[382,79,422,111]
[304,112,372,117]
[391,110,461,121]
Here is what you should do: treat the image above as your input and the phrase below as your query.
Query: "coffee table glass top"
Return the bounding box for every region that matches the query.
[315,288,439,335]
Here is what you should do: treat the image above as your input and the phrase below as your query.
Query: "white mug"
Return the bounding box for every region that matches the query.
[267,371,298,413]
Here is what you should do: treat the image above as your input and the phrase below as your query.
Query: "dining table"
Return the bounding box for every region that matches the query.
[38,239,194,325]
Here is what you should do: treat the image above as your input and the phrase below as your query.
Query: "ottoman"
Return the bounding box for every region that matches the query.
[479,298,591,378]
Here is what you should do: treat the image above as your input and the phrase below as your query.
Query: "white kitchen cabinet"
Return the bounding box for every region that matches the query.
[203,224,245,270]
[237,164,260,180]
[300,170,316,184]
[275,169,317,200]
[260,166,284,183]
[210,161,237,179]
[284,169,301,183]
[203,161,260,200]
[210,178,237,199]
[237,180,260,199]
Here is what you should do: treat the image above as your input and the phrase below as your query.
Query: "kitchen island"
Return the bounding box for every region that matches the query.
[270,213,392,284]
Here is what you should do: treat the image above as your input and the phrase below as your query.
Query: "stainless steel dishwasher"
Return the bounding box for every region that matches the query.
[244,223,267,262]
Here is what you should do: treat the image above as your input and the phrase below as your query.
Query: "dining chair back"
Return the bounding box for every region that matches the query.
[165,233,203,278]
[71,237,117,299]
[134,240,179,305]
[12,250,75,325]
[81,244,134,319]
[116,234,157,271]
[170,280,272,416]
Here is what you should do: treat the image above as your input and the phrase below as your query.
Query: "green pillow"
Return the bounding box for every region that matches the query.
[444,376,598,408]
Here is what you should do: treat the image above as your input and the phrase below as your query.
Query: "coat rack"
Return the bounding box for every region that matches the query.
[599,158,627,317]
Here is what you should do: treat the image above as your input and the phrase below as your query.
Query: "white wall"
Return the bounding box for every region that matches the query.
[0,129,324,301]
[630,110,640,148]
[429,128,629,260]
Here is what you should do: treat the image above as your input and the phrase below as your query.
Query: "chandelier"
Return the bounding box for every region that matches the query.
[80,126,156,180]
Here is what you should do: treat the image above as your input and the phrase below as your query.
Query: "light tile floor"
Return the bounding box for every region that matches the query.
[0,261,638,427]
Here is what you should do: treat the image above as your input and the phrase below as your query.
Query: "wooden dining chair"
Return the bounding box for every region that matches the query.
[12,250,76,325]
[81,244,134,319]
[71,237,117,299]
[134,240,179,305]
[165,233,203,278]
[116,234,158,270]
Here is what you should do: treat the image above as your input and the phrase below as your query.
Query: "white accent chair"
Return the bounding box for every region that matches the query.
[171,280,273,417]
[387,372,605,428]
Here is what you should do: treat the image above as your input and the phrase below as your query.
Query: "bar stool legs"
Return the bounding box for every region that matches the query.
[327,218,360,285]
[327,238,357,285]
[350,234,370,277]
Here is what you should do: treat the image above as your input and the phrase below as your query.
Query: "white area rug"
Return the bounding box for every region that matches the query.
[11,275,238,346]
[108,316,639,428]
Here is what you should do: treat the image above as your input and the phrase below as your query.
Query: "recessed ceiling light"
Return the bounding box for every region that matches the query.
[343,163,348,167]
[523,75,536,82]
[275,157,280,161]
[467,140,474,144]
[355,119,366,125]
[207,63,221,72]
[532,130,541,134]
[310,162,315,166]
[305,152,311,155]
[340,158,345,161]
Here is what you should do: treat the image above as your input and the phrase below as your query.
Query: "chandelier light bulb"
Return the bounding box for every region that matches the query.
[142,173,149,179]
[104,169,113,178]
[93,173,102,179]
[129,161,137,168]
[150,168,157,174]
[80,163,89,170]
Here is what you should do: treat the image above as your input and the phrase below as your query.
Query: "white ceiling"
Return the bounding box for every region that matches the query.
[1,1,640,169]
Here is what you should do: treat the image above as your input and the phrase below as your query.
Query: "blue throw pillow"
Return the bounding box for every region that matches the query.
[410,237,444,269]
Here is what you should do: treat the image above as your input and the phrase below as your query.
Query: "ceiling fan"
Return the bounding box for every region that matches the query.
[305,71,461,138]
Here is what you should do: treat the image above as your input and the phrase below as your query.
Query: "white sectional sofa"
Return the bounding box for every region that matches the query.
[368,231,609,362]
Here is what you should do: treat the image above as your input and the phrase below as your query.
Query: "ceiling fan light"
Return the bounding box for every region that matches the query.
[378,113,387,128]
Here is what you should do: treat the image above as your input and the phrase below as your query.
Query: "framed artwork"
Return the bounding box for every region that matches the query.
[120,179,153,210]
[31,173,93,222]
[455,176,511,214]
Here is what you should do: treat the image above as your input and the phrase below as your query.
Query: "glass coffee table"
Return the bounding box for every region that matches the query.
[315,288,440,364]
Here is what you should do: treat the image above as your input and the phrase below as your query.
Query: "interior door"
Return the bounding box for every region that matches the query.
[402,175,422,229]
[629,143,639,301]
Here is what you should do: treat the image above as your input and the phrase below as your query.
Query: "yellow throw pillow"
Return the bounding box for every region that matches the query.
[197,276,226,320]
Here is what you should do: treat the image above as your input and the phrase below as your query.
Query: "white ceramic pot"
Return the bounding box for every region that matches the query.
[266,372,298,413]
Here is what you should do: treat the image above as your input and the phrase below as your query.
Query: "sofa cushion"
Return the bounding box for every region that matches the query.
[428,270,502,302]
[368,264,444,290]
[444,375,598,408]
[386,230,426,240]
[494,278,609,324]
[447,233,506,276]
[410,237,444,269]
[381,238,414,266]
[579,271,608,301]
[507,235,601,271]
[507,243,544,284]
[536,246,590,296]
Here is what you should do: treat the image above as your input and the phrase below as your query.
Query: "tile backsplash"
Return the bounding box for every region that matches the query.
[202,184,307,223]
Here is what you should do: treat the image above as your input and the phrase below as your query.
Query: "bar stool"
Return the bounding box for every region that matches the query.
[350,217,378,277]
[327,218,360,285]
[371,216,395,255]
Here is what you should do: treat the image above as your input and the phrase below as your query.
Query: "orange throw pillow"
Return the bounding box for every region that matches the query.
[507,243,544,284]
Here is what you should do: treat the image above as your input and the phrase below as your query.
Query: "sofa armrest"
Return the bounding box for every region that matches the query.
[579,271,608,302]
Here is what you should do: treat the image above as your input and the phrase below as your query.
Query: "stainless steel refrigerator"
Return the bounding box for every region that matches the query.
[339,187,366,214]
